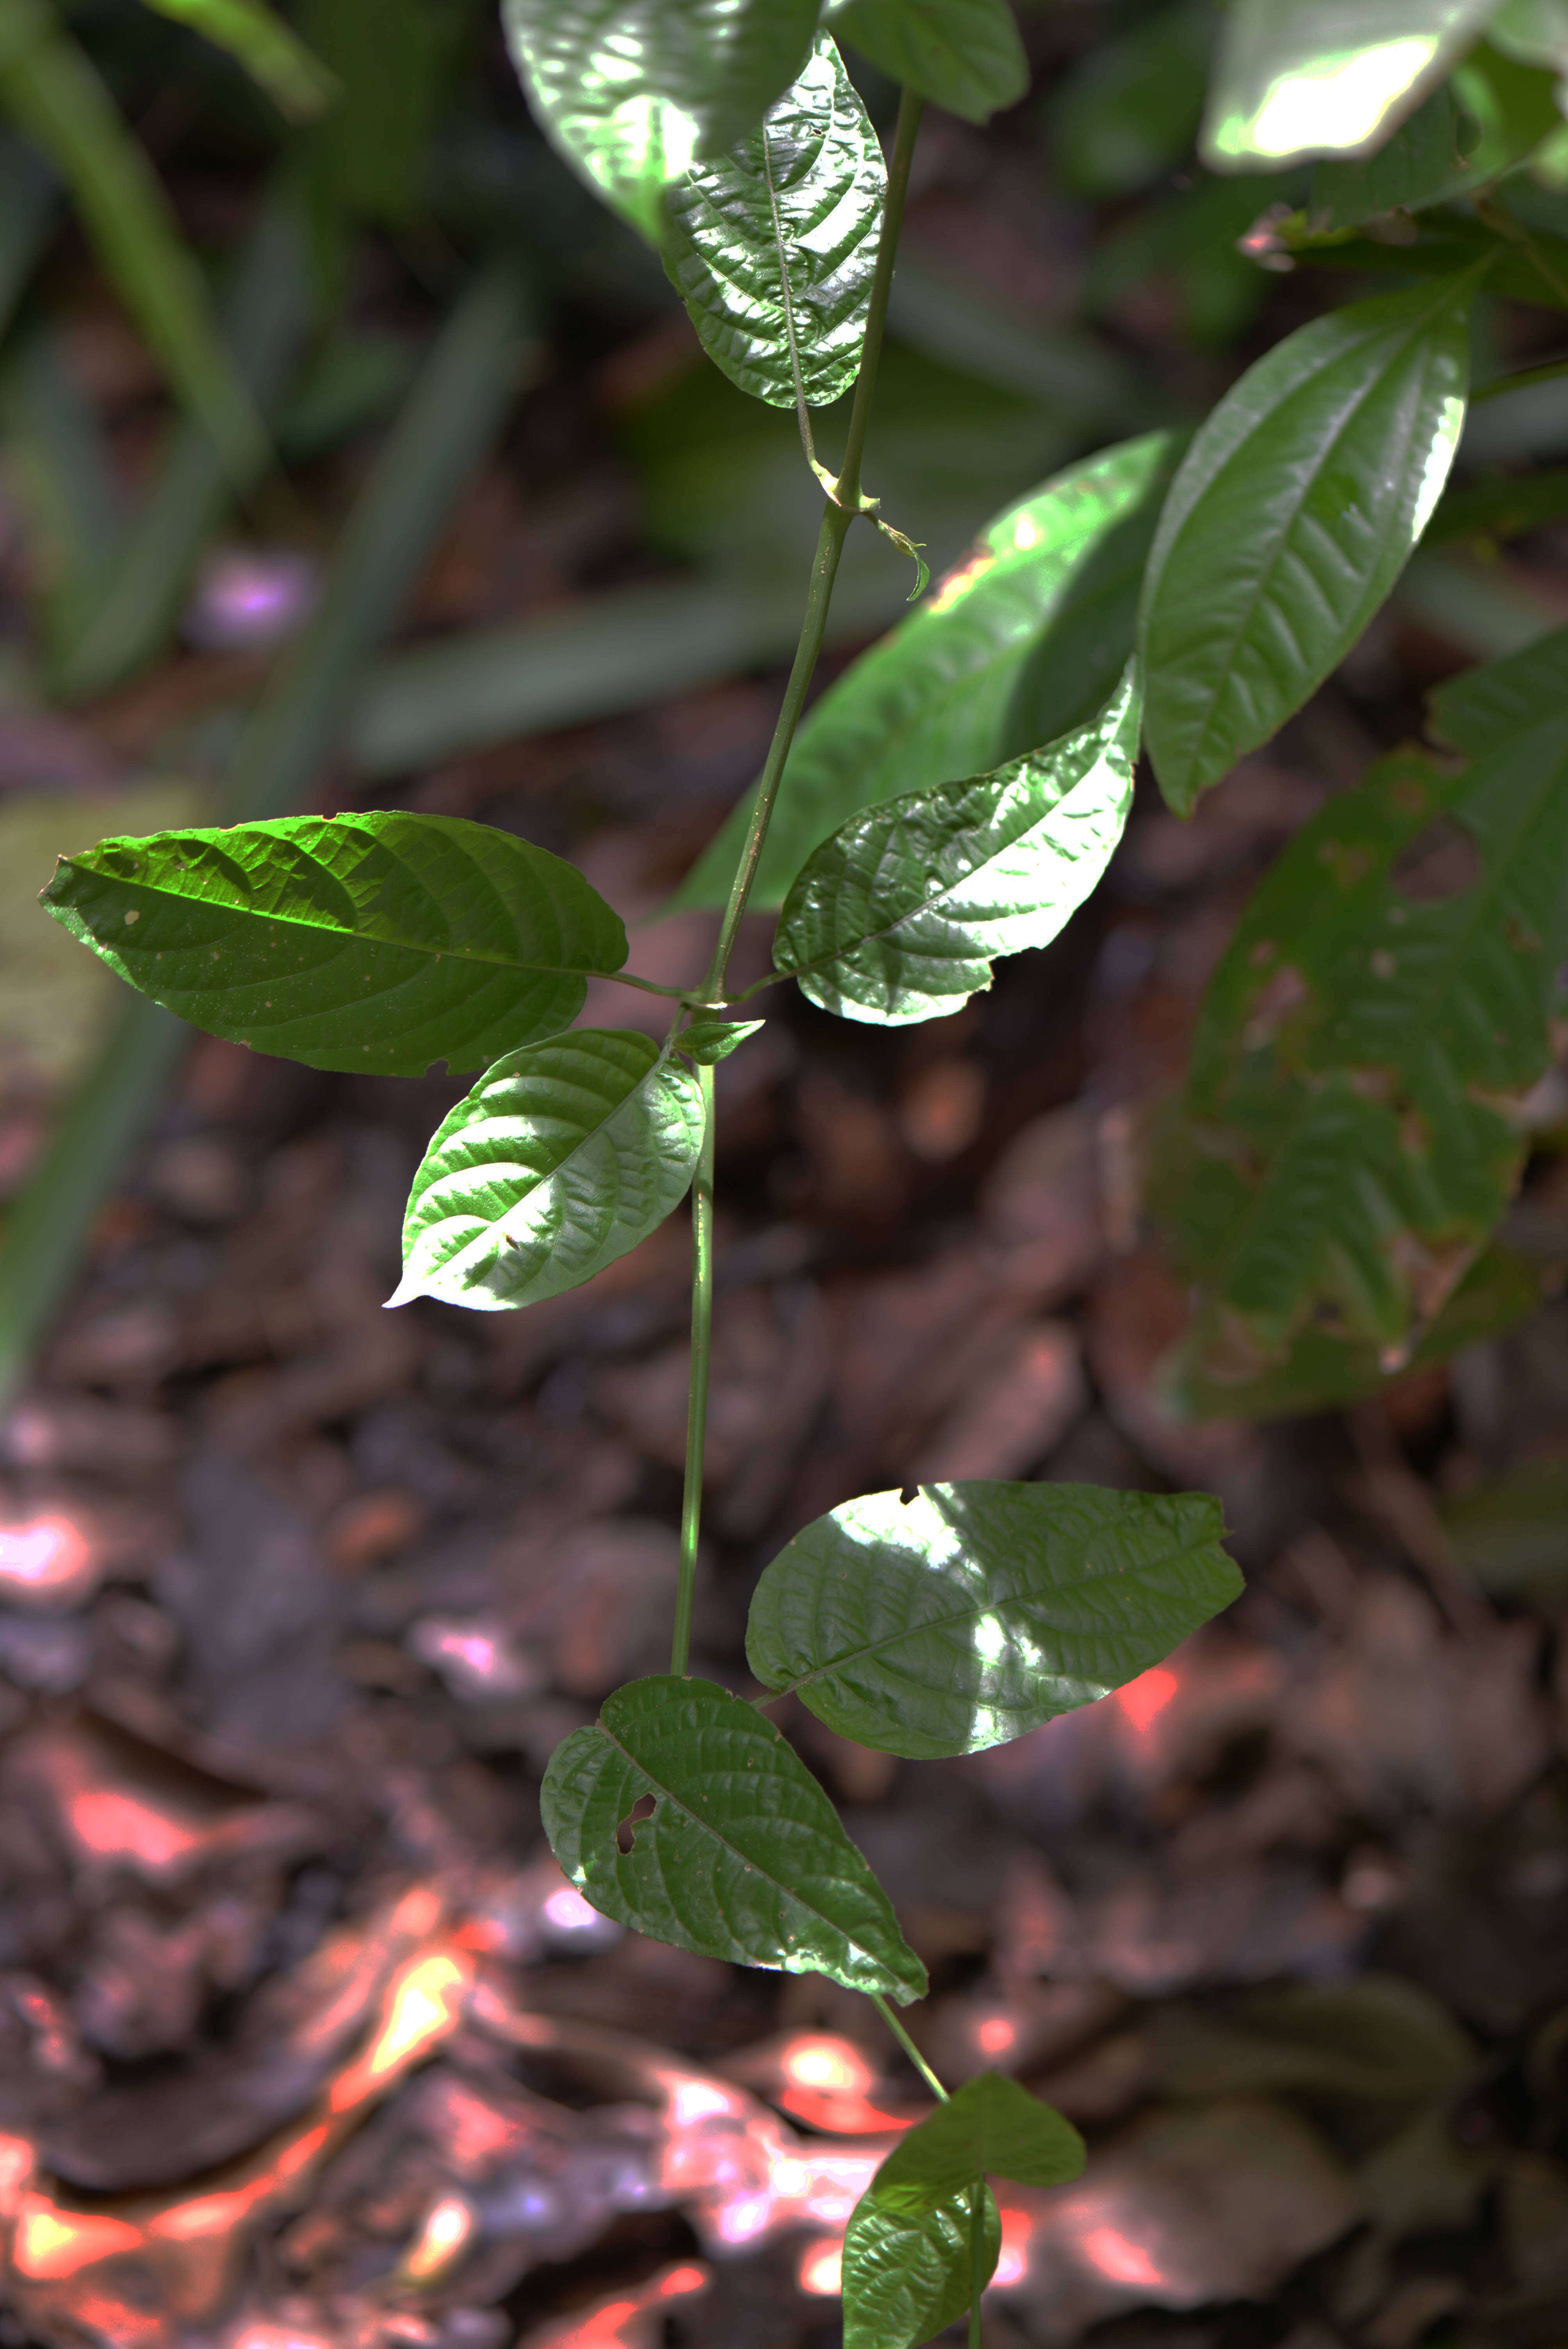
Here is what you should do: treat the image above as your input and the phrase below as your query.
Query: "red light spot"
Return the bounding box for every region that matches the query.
[976,2014,1016,2055]
[1116,1666,1178,1737]
[1082,2224,1163,2287]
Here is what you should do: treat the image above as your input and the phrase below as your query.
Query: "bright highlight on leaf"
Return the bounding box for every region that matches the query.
[772,664,1141,1025]
[1138,275,1475,816]
[663,32,885,412]
[1201,0,1502,168]
[747,1479,1240,1757]
[871,2072,1086,2206]
[136,0,339,121]
[825,0,1029,125]
[391,1030,705,1312]
[675,432,1183,912]
[1159,629,1568,1402]
[501,0,820,242]
[41,813,628,1076]
[541,1675,928,2001]
[842,2183,1001,2349]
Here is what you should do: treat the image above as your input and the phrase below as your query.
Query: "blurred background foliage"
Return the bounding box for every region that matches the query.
[2,0,1568,1403]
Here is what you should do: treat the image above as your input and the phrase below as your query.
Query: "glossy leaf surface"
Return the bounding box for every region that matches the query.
[843,2184,1000,2349]
[391,1032,704,1312]
[1158,664,1568,1393]
[1139,276,1473,815]
[501,0,819,241]
[675,431,1181,911]
[137,0,338,118]
[825,0,1028,124]
[542,1675,928,2000]
[663,33,884,410]
[747,1480,1239,1758]
[677,1017,764,1064]
[1202,0,1500,167]
[873,2073,1086,2206]
[772,665,1140,1024]
[41,813,626,1077]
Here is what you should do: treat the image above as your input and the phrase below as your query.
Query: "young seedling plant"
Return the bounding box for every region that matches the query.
[37,0,1568,2338]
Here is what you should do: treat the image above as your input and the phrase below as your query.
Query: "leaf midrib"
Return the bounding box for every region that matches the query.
[77,852,621,981]
[765,1528,1225,1702]
[597,1712,902,1975]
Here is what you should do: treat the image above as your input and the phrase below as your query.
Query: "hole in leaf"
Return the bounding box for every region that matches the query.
[1390,814,1479,904]
[616,1793,656,1854]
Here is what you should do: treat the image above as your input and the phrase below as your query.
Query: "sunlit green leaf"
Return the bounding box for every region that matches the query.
[772,665,1140,1025]
[663,31,884,411]
[40,812,625,1077]
[1313,48,1561,224]
[1158,671,1568,1388]
[675,431,1182,911]
[542,1674,928,2000]
[843,2183,1000,2349]
[872,2073,1085,2206]
[747,1480,1239,1759]
[1046,0,1213,197]
[677,1016,764,1063]
[1138,276,1474,816]
[825,0,1027,124]
[1201,0,1501,169]
[502,0,820,242]
[136,0,338,120]
[391,1030,704,1312]
[1489,0,1568,83]
[0,0,265,474]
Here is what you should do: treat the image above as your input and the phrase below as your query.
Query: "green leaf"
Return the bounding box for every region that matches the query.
[1278,204,1568,309]
[135,0,339,120]
[772,664,1140,1025]
[825,0,1028,124]
[1157,692,1568,1388]
[40,812,626,1077]
[674,431,1183,912]
[1045,0,1213,198]
[1425,618,1568,751]
[391,1030,704,1312]
[0,0,265,476]
[297,0,460,226]
[1138,276,1474,816]
[747,1480,1240,1759]
[843,2184,1000,2349]
[541,1674,928,2001]
[662,31,885,411]
[871,2073,1086,2207]
[502,0,820,242]
[1201,0,1502,169]
[1313,48,1563,225]
[1489,0,1568,81]
[677,1016,764,1063]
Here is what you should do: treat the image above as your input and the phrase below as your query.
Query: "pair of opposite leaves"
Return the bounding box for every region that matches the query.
[43,663,1142,1311]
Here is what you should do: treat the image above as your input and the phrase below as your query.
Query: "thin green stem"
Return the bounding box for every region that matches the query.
[698,82,925,1008]
[670,1057,715,1677]
[969,2182,987,2349]
[870,1993,948,2099]
[602,969,692,1000]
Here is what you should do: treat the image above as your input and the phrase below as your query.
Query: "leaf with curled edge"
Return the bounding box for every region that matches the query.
[40,811,627,1076]
[771,664,1139,1025]
[663,32,885,411]
[541,1675,928,2001]
[1137,274,1475,816]
[747,1480,1239,1759]
[501,0,820,242]
[390,1030,704,1312]
[674,430,1183,913]
[843,2183,1000,2349]
[1157,643,1568,1402]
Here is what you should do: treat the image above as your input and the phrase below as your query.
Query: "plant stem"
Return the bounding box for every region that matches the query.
[670,1059,715,1675]
[699,83,925,1009]
[969,2181,987,2349]
[870,1993,948,2099]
